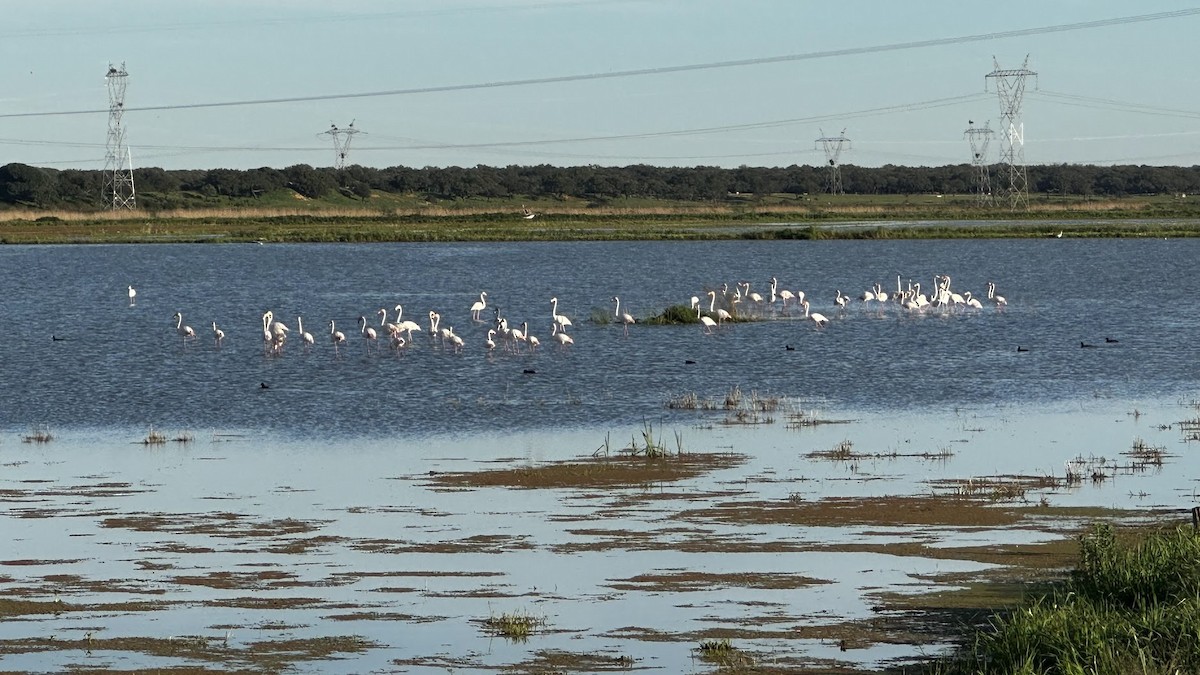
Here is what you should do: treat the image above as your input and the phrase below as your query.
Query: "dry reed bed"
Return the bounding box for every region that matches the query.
[0,197,1158,224]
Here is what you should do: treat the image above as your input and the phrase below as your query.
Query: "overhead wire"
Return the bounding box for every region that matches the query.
[1,8,1196,120]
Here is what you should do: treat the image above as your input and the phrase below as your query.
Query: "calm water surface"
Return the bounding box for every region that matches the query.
[1,237,1198,673]
[2,237,1198,436]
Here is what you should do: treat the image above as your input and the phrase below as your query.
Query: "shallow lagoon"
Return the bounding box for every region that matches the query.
[1,238,1198,671]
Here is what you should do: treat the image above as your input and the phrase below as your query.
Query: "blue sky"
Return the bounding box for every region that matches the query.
[1,0,1197,171]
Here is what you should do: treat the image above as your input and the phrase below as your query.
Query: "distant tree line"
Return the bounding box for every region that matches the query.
[2,161,1199,209]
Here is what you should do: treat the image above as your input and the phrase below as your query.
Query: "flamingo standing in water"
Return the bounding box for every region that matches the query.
[551,297,572,333]
[329,320,346,353]
[211,321,225,346]
[127,285,137,306]
[612,296,635,335]
[297,316,315,349]
[707,290,732,325]
[802,300,828,327]
[470,292,488,321]
[552,323,574,348]
[359,315,378,350]
[172,312,196,339]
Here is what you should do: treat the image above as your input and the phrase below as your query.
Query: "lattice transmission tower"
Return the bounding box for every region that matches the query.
[815,128,851,194]
[322,120,362,170]
[985,56,1037,209]
[964,120,994,204]
[103,62,136,210]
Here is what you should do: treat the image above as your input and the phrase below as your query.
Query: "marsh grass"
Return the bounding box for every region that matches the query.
[644,304,699,325]
[806,440,955,463]
[807,440,856,461]
[933,523,1200,674]
[667,387,783,425]
[142,427,167,445]
[21,423,53,444]
[622,420,681,458]
[694,638,754,669]
[481,610,546,642]
[588,307,612,325]
[1125,436,1167,467]
[785,409,852,429]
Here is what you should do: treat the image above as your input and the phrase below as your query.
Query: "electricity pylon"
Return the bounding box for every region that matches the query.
[964,120,994,204]
[103,62,136,210]
[986,56,1037,209]
[322,120,362,170]
[815,128,851,194]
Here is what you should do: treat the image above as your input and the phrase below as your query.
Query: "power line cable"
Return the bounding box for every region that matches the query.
[2,8,1196,120]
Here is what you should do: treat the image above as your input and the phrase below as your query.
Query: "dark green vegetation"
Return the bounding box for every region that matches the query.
[2,160,1200,244]
[5,161,1200,209]
[933,522,1200,675]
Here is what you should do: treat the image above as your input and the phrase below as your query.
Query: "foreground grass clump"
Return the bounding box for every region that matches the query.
[644,303,700,325]
[481,610,546,642]
[935,522,1200,674]
[21,423,53,443]
[695,638,754,669]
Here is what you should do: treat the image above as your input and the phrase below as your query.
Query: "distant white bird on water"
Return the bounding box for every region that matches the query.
[127,285,136,306]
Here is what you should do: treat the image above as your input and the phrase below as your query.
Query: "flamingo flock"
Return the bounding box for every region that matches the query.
[156,273,1010,355]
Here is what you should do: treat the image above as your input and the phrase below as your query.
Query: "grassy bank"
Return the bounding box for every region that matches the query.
[2,192,1200,243]
[931,521,1200,675]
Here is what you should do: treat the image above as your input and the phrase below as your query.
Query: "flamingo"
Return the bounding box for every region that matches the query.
[445,326,465,352]
[551,297,572,332]
[510,321,529,352]
[552,323,574,348]
[485,329,497,351]
[964,291,983,309]
[835,290,848,310]
[393,305,423,340]
[802,300,828,327]
[329,320,346,351]
[706,290,732,325]
[428,311,440,339]
[742,282,763,316]
[522,204,536,219]
[470,292,488,321]
[988,281,1007,306]
[378,307,400,335]
[768,277,778,305]
[779,287,795,311]
[612,296,635,335]
[699,315,718,334]
[358,315,378,349]
[297,316,315,348]
[172,312,195,339]
[127,285,136,306]
[211,321,225,345]
[262,310,288,338]
[261,311,274,348]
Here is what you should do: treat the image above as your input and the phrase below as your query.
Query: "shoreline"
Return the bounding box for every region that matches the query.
[2,211,1199,244]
